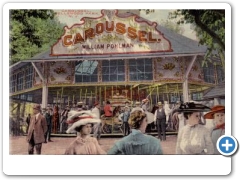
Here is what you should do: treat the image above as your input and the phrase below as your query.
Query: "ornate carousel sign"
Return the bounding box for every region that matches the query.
[51,9,172,56]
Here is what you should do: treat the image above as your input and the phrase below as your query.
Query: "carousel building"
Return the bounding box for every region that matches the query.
[10,10,224,120]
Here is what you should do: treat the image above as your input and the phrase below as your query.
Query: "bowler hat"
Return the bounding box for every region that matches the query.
[203,105,225,119]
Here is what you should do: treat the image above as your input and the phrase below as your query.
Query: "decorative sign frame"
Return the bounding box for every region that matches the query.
[51,9,172,56]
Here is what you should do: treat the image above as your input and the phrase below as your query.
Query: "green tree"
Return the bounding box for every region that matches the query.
[10,10,65,65]
[169,10,225,69]
[160,19,185,35]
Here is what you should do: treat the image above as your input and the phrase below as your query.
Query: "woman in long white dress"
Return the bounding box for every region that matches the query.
[175,102,214,155]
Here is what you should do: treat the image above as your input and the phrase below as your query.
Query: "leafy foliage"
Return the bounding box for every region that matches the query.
[160,19,185,35]
[10,10,65,65]
[169,10,225,69]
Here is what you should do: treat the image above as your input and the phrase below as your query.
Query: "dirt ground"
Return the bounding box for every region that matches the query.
[9,134,177,155]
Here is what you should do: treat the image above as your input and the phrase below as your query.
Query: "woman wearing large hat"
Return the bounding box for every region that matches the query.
[64,111,106,155]
[175,102,214,154]
[204,105,225,154]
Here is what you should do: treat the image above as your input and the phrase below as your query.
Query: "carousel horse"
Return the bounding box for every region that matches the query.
[52,105,59,134]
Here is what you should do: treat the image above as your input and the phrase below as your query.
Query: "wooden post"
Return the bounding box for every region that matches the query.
[99,87,102,105]
[149,86,152,109]
[73,94,75,106]
[138,85,140,101]
[80,89,82,101]
[111,86,113,98]
[130,85,133,109]
[60,87,64,108]
[85,88,87,104]
[177,84,179,101]
[90,91,92,105]
[56,91,59,106]
[104,86,106,102]
[166,84,169,103]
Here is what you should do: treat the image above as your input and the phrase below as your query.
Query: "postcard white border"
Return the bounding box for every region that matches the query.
[2,2,233,176]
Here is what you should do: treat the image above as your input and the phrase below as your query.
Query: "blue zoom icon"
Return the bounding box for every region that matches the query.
[217,135,238,156]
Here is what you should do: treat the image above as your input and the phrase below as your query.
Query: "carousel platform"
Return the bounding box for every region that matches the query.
[48,131,178,138]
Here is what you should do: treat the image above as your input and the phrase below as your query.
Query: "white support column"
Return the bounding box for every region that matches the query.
[183,80,189,103]
[182,55,197,102]
[32,62,48,108]
[42,84,48,109]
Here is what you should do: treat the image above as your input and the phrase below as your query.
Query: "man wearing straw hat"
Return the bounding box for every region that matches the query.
[130,101,144,113]
[27,104,47,155]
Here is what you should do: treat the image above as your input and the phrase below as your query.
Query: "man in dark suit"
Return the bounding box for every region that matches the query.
[45,107,53,143]
[154,102,167,141]
[27,104,47,155]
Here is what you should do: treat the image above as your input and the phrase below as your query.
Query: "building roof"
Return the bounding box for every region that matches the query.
[203,83,225,99]
[10,11,207,71]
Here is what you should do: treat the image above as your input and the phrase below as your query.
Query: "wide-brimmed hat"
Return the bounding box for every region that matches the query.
[175,102,210,113]
[203,105,225,119]
[142,98,149,103]
[33,104,41,111]
[157,102,163,106]
[66,110,100,133]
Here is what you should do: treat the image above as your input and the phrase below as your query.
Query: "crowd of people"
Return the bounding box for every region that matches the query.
[20,98,225,155]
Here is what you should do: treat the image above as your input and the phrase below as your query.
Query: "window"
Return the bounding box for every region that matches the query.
[27,94,33,101]
[216,65,225,83]
[192,92,203,101]
[75,60,98,83]
[129,59,153,81]
[25,66,33,89]
[17,71,24,91]
[102,60,125,82]
[10,74,16,93]
[203,63,215,84]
